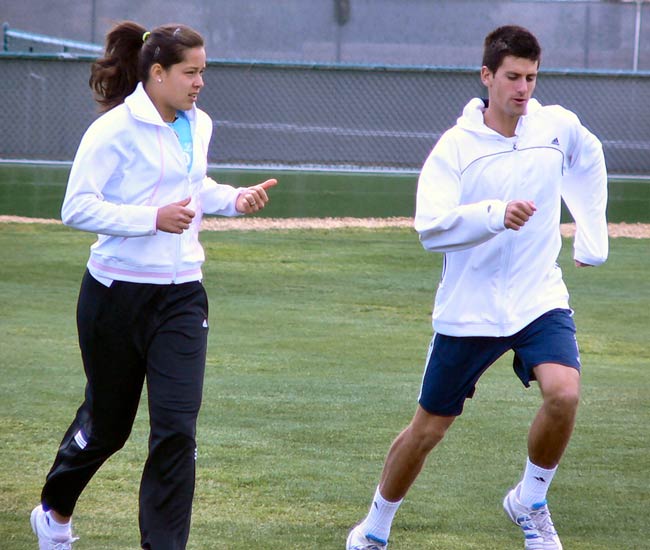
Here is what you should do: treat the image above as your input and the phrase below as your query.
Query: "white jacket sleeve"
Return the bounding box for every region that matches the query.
[561,117,609,266]
[194,110,242,218]
[200,177,243,217]
[61,128,158,237]
[414,134,508,252]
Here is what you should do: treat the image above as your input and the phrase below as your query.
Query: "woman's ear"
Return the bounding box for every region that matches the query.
[150,63,164,83]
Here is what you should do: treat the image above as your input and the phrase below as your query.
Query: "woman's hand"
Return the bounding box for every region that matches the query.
[236,179,278,214]
[156,197,195,233]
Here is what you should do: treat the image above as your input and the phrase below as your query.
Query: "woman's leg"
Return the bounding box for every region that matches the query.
[41,272,146,517]
[138,282,209,550]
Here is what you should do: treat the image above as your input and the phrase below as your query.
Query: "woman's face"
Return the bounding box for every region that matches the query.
[153,46,206,121]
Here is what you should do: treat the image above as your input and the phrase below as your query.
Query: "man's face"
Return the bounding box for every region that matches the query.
[481,55,538,121]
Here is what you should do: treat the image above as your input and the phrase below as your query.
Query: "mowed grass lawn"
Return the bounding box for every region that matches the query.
[0,223,648,550]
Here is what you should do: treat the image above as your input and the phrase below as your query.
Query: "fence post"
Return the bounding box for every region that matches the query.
[622,0,648,71]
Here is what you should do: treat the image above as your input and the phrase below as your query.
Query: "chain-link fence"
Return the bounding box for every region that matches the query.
[1,54,649,175]
[4,1,650,71]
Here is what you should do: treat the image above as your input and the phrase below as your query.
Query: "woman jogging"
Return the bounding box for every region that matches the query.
[31,21,276,550]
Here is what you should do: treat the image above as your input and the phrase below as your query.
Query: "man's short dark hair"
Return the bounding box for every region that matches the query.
[482,25,541,73]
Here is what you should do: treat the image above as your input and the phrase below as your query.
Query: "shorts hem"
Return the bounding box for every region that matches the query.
[519,360,581,387]
[418,399,462,418]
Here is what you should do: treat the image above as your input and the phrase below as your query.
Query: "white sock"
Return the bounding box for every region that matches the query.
[519,457,558,508]
[360,486,403,543]
[45,511,72,539]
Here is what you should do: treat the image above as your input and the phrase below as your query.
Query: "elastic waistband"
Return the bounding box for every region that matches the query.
[88,258,203,285]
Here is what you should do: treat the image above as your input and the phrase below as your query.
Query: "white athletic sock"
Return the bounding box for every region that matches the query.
[519,457,558,508]
[45,511,72,539]
[360,486,403,543]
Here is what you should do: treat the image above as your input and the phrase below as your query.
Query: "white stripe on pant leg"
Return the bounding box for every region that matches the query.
[74,429,88,449]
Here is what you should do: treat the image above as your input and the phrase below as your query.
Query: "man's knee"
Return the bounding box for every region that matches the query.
[539,371,580,419]
[535,363,580,414]
[544,385,580,417]
[407,406,455,451]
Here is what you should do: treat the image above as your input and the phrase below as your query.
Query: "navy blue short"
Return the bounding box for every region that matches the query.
[418,308,581,417]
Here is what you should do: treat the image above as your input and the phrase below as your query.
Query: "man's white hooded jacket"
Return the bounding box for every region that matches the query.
[414,98,608,337]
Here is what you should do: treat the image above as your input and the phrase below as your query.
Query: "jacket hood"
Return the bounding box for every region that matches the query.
[124,82,197,126]
[456,97,542,135]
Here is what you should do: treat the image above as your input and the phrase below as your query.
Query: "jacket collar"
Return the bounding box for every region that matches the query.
[124,82,197,127]
[457,97,542,137]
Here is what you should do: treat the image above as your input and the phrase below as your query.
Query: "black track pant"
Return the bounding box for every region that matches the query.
[41,270,209,550]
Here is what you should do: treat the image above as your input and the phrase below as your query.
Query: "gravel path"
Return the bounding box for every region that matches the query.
[1,215,649,238]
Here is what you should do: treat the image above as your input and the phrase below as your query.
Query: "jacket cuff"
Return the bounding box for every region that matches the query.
[487,200,508,233]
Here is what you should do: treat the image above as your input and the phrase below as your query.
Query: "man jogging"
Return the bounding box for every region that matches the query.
[346,25,608,550]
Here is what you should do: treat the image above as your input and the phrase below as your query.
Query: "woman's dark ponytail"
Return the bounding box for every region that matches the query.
[90,21,146,112]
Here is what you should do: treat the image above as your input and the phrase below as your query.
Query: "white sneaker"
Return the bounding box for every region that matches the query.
[503,483,563,550]
[30,505,78,550]
[346,525,388,550]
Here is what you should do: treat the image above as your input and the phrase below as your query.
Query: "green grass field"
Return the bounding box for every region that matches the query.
[1,223,648,549]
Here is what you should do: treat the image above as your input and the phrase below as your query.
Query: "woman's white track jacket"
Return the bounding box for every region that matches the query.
[414,98,608,337]
[61,83,241,285]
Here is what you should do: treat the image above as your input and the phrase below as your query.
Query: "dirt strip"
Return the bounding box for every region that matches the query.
[1,215,649,238]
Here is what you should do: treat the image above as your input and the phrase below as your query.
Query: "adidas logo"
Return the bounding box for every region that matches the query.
[551,137,560,146]
[74,429,88,450]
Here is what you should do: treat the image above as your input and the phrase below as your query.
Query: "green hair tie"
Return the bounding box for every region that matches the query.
[142,31,151,42]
